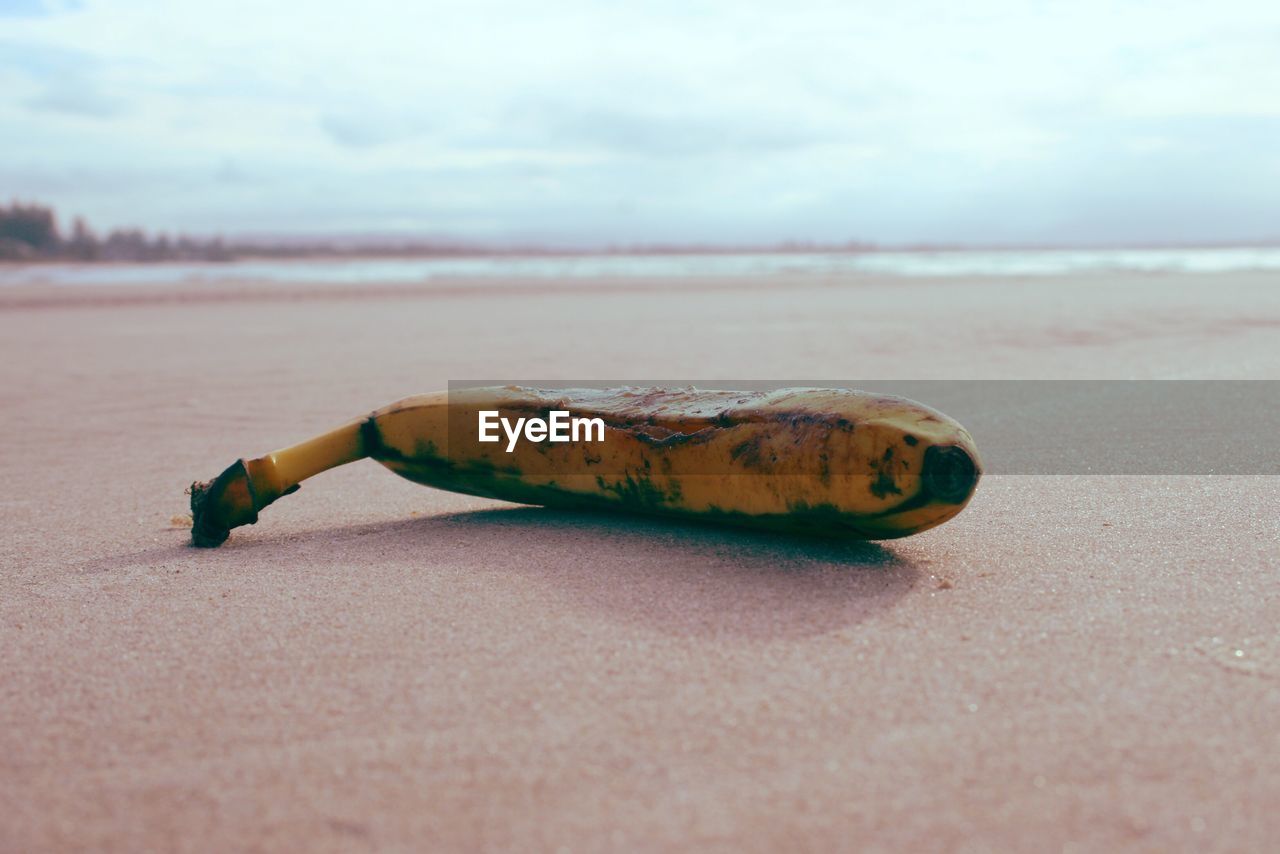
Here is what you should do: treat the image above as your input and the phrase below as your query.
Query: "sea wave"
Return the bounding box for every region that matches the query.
[3,247,1280,287]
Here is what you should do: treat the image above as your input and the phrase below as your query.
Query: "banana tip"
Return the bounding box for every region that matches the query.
[188,479,227,547]
[188,459,258,548]
[922,444,980,505]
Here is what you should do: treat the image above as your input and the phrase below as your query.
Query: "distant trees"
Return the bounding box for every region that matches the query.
[5,199,817,263]
[0,202,62,259]
[0,201,237,263]
[66,217,98,261]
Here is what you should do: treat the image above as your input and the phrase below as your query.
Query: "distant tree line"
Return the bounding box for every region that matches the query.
[1,199,900,263]
[0,201,239,262]
[0,200,500,263]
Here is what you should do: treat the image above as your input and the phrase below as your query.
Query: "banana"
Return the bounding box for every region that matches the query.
[189,386,981,547]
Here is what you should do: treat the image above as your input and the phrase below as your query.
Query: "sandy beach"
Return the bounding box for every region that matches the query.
[2,269,1279,852]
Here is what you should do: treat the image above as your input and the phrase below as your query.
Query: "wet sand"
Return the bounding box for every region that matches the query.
[2,271,1279,851]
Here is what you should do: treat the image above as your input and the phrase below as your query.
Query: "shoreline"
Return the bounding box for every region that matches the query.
[5,246,1280,292]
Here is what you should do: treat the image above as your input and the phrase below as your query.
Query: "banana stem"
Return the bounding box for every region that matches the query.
[189,418,368,547]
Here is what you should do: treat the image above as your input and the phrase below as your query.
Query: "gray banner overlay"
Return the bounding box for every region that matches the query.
[447,381,1280,475]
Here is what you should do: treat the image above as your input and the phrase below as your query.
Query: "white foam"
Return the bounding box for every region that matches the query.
[4,246,1280,287]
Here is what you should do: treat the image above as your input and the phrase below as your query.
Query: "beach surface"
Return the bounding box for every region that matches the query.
[2,270,1279,852]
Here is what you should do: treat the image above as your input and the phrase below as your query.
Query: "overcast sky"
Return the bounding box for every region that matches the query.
[2,0,1278,245]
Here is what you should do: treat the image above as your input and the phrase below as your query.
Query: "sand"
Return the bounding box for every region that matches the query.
[2,270,1278,852]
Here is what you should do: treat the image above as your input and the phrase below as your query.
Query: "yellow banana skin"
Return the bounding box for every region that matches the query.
[190,386,981,547]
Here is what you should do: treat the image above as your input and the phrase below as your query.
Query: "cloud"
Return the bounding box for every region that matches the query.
[0,0,83,17]
[213,158,254,185]
[504,101,823,158]
[24,76,124,118]
[317,112,432,149]
[1,39,125,119]
[0,39,97,75]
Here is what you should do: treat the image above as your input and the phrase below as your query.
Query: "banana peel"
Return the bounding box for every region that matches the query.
[191,386,981,547]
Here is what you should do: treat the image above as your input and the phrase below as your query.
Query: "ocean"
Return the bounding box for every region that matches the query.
[3,246,1280,287]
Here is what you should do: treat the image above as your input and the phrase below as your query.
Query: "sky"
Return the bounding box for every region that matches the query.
[2,0,1278,246]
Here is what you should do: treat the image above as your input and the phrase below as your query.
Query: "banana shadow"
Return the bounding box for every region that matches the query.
[240,505,923,640]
